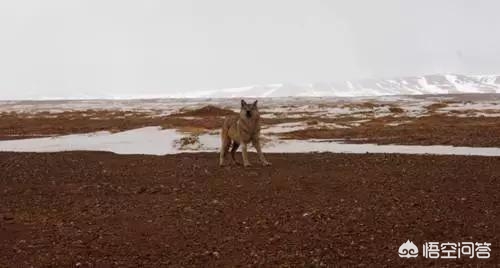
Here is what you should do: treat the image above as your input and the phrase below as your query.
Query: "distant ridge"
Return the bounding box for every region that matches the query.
[2,74,499,100]
[171,74,500,98]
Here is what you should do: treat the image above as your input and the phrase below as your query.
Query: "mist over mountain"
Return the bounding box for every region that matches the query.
[2,1,500,100]
[3,73,499,100]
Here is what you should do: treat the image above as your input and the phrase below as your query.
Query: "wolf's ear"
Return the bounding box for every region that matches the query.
[252,100,258,107]
[241,99,247,107]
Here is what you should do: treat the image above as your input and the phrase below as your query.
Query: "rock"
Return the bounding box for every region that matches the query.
[183,206,194,213]
[136,187,147,194]
[149,188,161,194]
[3,214,14,221]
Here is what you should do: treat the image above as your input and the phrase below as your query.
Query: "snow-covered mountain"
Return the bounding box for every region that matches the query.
[173,74,500,98]
[2,74,499,100]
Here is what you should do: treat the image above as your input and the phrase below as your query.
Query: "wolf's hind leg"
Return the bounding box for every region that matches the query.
[230,141,240,165]
[219,137,230,166]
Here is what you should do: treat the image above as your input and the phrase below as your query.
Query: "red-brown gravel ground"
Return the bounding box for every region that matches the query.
[0,152,498,267]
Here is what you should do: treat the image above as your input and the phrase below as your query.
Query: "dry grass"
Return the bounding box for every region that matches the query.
[425,102,448,111]
[173,105,236,117]
[174,126,211,135]
[279,114,500,147]
[178,134,201,150]
[0,110,226,139]
[389,106,405,113]
[342,102,382,110]
[306,119,319,125]
[3,100,500,147]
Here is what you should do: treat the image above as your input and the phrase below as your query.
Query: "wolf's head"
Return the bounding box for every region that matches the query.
[240,100,259,121]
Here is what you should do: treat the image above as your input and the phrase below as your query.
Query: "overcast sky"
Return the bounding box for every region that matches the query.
[0,0,499,99]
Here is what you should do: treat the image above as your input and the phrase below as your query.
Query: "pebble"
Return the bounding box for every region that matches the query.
[3,214,14,221]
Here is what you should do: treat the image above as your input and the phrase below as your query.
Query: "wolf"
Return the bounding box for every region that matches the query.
[219,100,271,167]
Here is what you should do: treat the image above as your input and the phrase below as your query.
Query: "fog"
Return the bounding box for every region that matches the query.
[0,0,499,99]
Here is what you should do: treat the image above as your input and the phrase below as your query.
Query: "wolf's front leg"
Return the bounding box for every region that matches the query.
[219,137,230,167]
[241,142,252,167]
[252,138,271,166]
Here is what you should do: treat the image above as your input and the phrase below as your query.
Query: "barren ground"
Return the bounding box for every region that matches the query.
[0,152,498,267]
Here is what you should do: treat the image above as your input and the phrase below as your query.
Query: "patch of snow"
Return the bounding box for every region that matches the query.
[440,102,499,111]
[1,126,500,157]
[417,77,448,94]
[385,120,413,126]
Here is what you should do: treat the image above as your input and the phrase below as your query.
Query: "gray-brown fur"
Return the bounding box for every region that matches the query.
[219,100,271,167]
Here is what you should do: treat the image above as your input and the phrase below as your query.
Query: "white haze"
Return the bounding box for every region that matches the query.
[0,0,499,100]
